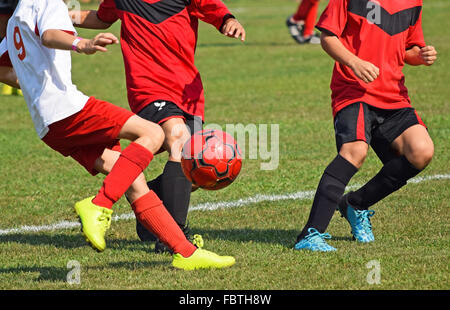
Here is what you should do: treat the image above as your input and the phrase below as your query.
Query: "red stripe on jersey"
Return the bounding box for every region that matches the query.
[356,103,366,141]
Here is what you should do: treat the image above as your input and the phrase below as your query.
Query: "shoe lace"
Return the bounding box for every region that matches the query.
[306,228,332,244]
[192,234,204,249]
[180,222,203,248]
[356,210,375,231]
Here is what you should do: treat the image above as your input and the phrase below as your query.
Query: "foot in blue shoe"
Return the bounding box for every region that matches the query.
[294,228,337,252]
[338,194,375,243]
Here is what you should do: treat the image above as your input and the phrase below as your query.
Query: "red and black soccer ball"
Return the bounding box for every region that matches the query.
[181,129,242,190]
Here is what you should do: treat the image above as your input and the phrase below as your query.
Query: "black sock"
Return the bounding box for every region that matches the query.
[147,174,162,197]
[297,155,358,242]
[158,161,192,227]
[348,156,422,210]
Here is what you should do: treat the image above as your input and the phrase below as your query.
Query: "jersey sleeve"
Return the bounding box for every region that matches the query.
[189,0,233,31]
[97,0,119,24]
[406,9,425,49]
[37,0,76,35]
[315,0,349,37]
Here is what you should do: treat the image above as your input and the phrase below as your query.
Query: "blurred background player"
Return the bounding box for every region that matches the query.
[286,0,321,44]
[2,0,235,270]
[294,0,437,251]
[71,0,246,253]
[0,0,20,95]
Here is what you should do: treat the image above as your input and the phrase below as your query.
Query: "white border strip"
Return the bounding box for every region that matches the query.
[0,173,449,236]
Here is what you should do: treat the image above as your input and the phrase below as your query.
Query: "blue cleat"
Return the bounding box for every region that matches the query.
[338,193,375,243]
[294,228,337,252]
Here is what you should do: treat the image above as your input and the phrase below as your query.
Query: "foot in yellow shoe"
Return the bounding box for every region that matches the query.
[2,84,13,95]
[12,88,23,96]
[172,248,235,270]
[74,196,113,252]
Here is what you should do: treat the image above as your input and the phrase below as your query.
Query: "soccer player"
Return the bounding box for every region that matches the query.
[0,0,20,93]
[71,0,246,253]
[1,0,235,270]
[294,0,437,251]
[286,0,321,44]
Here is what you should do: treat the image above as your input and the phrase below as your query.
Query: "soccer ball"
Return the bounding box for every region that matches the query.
[181,129,242,190]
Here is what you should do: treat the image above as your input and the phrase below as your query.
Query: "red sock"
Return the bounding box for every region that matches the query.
[131,191,197,258]
[293,0,320,37]
[93,142,154,209]
[303,0,320,37]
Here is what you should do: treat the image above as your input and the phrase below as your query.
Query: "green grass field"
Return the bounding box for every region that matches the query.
[0,0,448,290]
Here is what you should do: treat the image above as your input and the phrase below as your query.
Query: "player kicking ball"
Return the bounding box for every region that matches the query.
[294,0,437,251]
[1,0,235,270]
[70,0,246,254]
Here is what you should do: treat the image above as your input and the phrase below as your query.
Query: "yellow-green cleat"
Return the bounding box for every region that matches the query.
[2,84,22,96]
[74,196,113,252]
[172,248,235,271]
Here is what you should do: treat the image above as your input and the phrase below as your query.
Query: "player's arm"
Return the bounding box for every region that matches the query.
[190,0,246,41]
[405,45,437,66]
[320,31,379,84]
[69,10,112,30]
[41,29,118,55]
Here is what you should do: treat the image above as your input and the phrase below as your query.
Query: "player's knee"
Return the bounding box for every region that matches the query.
[136,124,164,153]
[339,142,368,169]
[407,140,434,170]
[164,122,190,157]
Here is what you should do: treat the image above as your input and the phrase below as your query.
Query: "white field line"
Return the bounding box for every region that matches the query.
[0,173,449,236]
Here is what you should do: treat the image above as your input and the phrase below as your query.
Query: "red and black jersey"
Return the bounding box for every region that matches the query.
[97,0,233,120]
[316,0,426,116]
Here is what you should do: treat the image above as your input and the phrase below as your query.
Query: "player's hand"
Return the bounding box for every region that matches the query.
[419,46,437,66]
[350,58,380,84]
[221,18,246,42]
[78,33,119,55]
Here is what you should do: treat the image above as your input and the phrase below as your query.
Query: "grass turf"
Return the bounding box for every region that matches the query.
[0,0,448,290]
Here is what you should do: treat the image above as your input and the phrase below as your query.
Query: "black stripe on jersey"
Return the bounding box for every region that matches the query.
[114,0,190,24]
[348,0,422,36]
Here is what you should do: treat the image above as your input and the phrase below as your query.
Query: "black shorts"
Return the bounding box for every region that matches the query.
[137,100,203,135]
[334,102,426,164]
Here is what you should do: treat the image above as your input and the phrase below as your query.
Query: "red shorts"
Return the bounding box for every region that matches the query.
[42,97,134,176]
[0,51,12,67]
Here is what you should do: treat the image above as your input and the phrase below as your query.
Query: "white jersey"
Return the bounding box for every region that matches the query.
[2,0,89,138]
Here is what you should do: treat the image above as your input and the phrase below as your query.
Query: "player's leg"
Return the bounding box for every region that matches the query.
[295,103,367,251]
[90,115,164,209]
[287,0,321,44]
[343,124,433,211]
[93,148,235,270]
[146,117,199,253]
[392,124,434,170]
[0,66,20,89]
[135,102,201,250]
[74,114,164,251]
[339,109,432,241]
[159,117,193,224]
